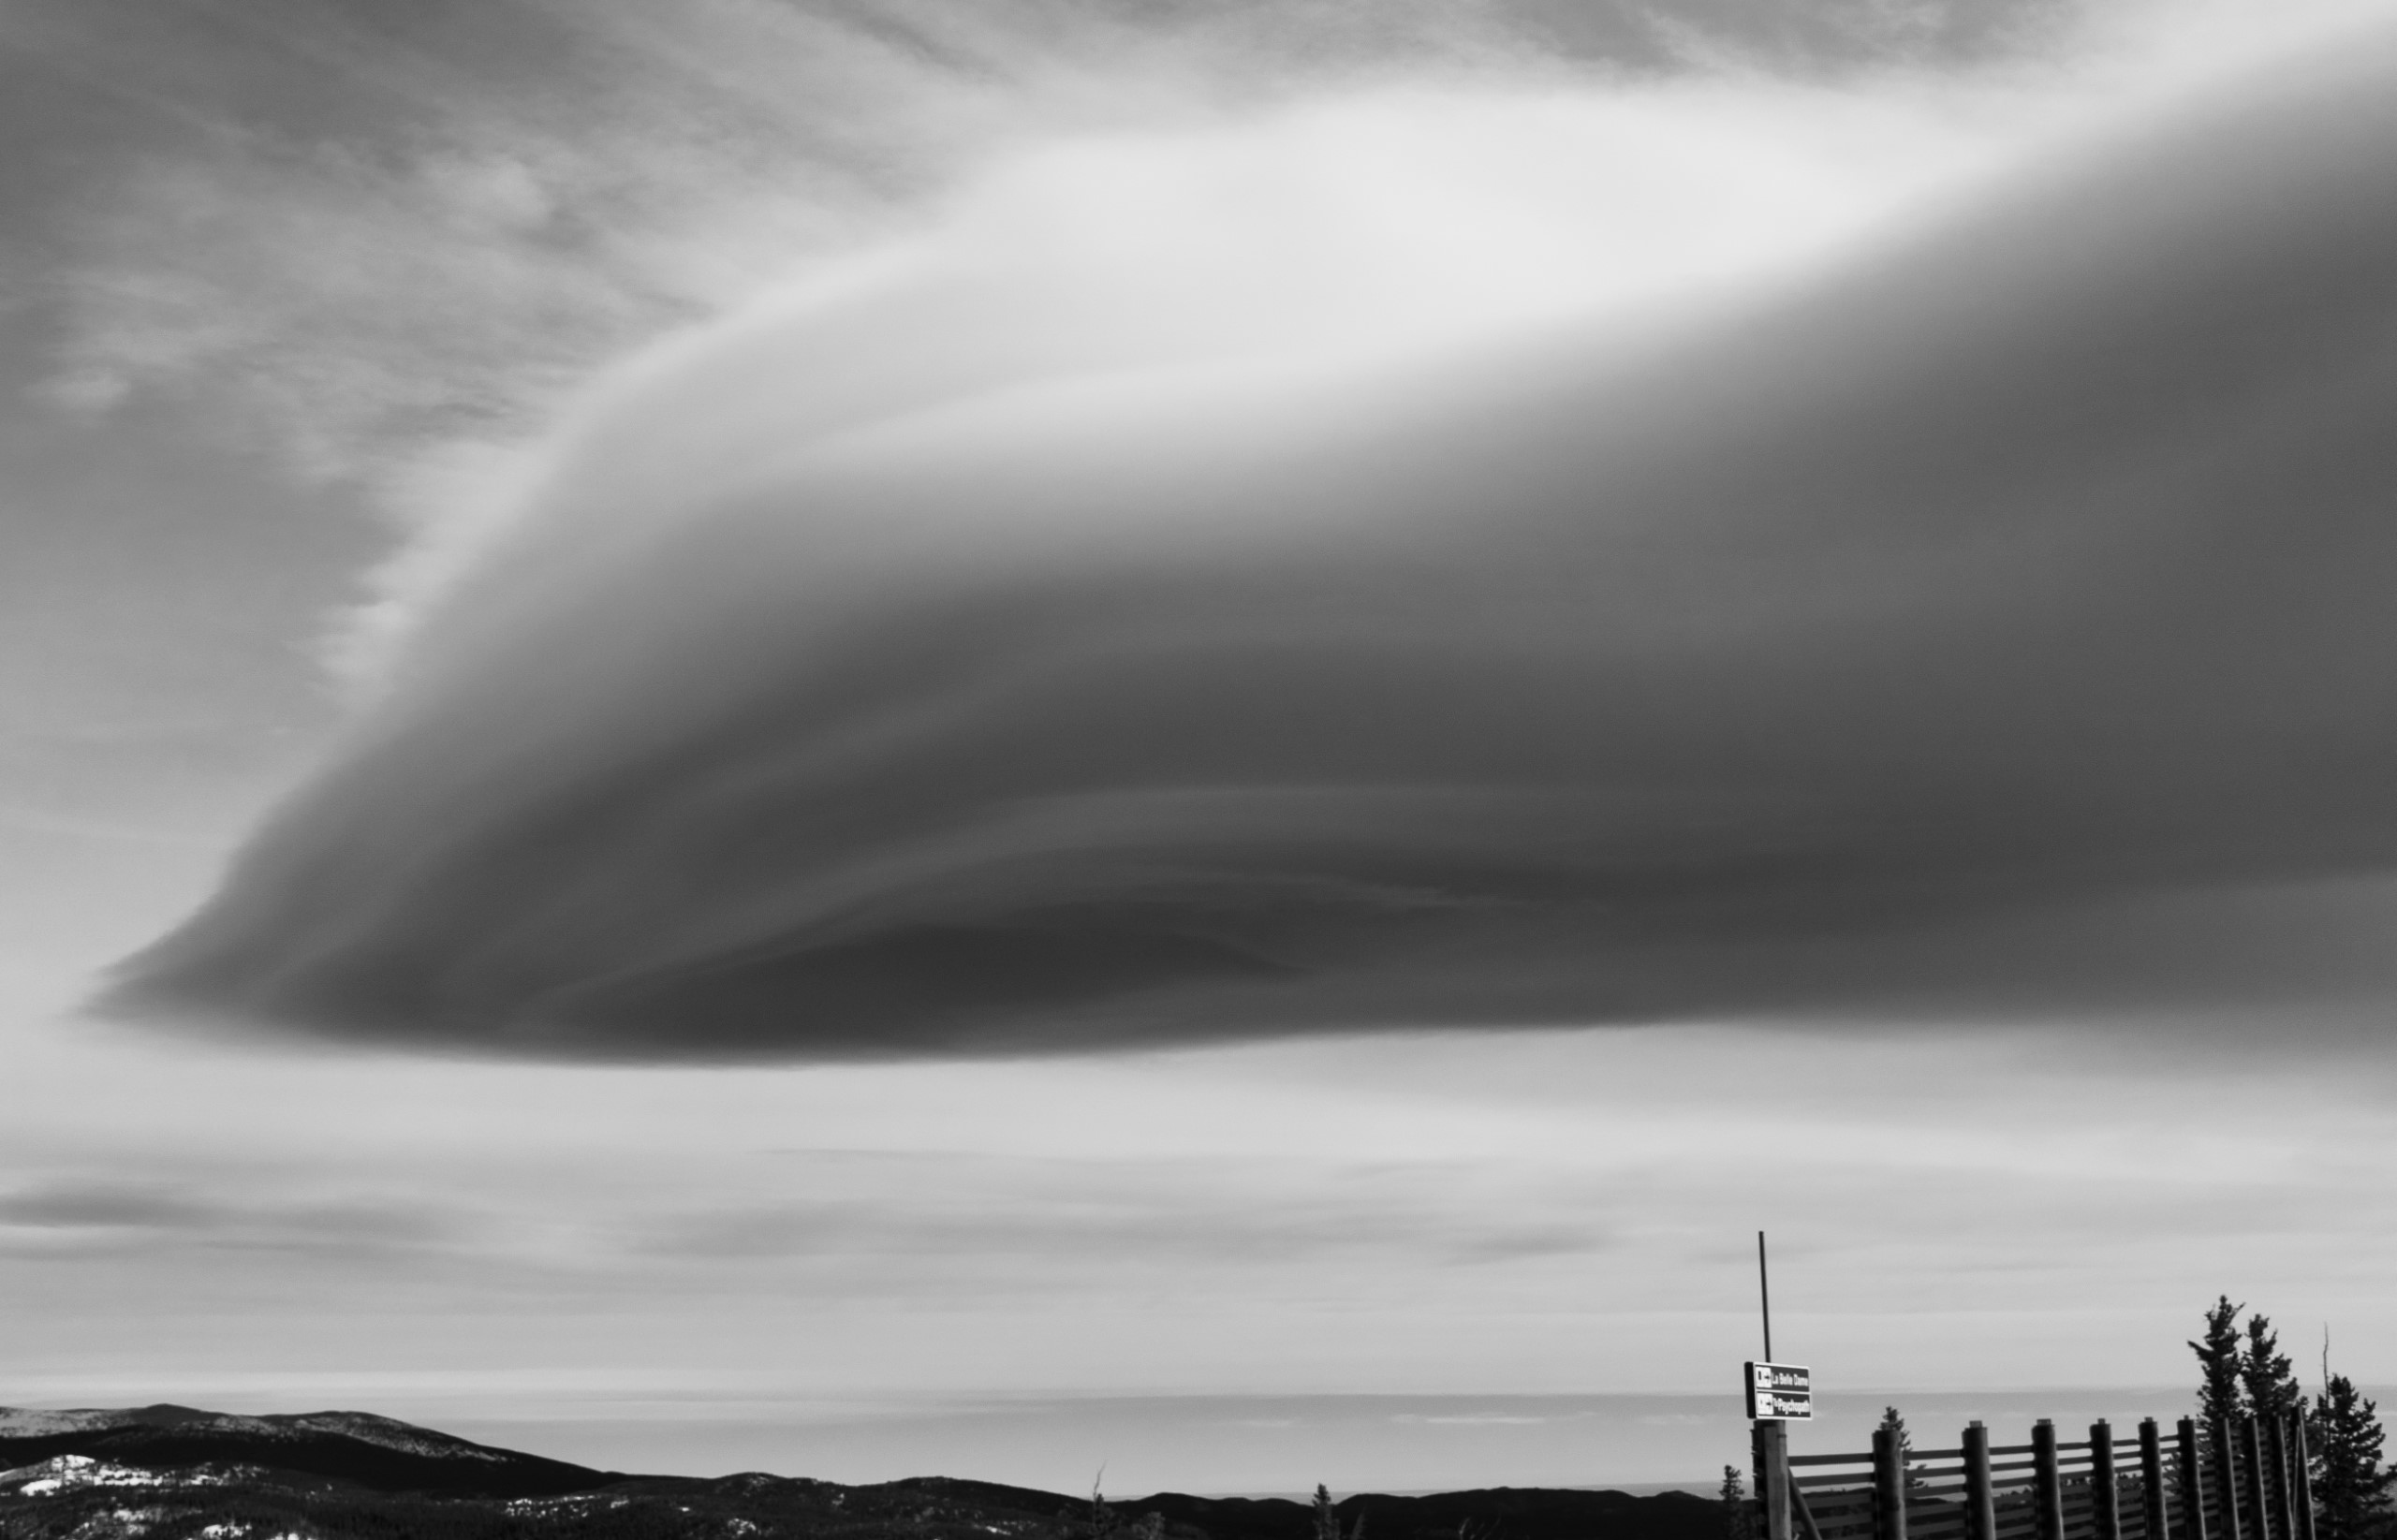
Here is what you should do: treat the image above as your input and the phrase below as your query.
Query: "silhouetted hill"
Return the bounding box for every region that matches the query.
[854,1479,1723,1540]
[0,1404,1728,1540]
[1110,1486,1723,1540]
[0,1403,624,1497]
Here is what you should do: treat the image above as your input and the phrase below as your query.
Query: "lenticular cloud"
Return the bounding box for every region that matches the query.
[107,33,2397,1059]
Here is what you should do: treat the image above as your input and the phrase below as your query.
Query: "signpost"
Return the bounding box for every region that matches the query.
[1747,1360,1815,1420]
[1748,1233,1816,1540]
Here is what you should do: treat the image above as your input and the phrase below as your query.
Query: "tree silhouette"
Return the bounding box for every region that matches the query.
[1879,1407,1924,1491]
[2309,1372,2394,1540]
[2243,1313,2304,1425]
[2190,1297,2246,1429]
[1722,1463,1756,1540]
[1313,1485,1365,1540]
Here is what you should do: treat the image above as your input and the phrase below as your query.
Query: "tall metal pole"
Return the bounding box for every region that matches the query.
[1753,1230,1785,1540]
[1759,1230,1773,1360]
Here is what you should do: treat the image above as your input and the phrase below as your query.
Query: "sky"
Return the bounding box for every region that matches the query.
[6,0,2397,1497]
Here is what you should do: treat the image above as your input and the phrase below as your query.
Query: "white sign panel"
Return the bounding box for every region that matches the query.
[1745,1360,1813,1419]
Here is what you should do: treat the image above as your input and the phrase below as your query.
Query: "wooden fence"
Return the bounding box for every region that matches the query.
[1752,1413,2317,1540]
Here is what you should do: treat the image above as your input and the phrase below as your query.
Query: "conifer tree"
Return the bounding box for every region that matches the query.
[2243,1313,2304,1426]
[1312,1486,1363,1540]
[1880,1407,1923,1490]
[2309,1372,2394,1540]
[1722,1464,1756,1540]
[2191,1297,2247,1429]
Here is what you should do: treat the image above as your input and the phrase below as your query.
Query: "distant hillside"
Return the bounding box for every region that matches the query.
[0,1404,1729,1540]
[1130,1486,1724,1540]
[893,1477,1724,1540]
[0,1403,624,1498]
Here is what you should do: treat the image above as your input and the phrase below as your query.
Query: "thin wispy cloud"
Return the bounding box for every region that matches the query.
[0,1177,467,1260]
[9,1012,2396,1476]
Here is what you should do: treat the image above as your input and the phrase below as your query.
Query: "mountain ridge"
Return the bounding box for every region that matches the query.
[0,1402,624,1498]
[0,1403,1727,1540]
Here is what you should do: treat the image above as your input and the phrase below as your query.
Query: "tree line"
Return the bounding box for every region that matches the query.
[2191,1297,2391,1540]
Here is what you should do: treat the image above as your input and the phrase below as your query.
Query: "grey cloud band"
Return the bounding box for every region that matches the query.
[103,35,2397,1058]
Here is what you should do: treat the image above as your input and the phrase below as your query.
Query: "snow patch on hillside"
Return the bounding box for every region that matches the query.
[1,1453,179,1495]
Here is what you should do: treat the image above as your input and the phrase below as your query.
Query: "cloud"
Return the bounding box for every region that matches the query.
[625,1152,1611,1278]
[0,1178,463,1259]
[99,21,2397,1060]
[9,0,2090,697]
[0,1181,217,1232]
[13,1019,2397,1414]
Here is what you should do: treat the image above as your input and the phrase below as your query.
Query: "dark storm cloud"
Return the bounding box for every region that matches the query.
[104,29,2397,1059]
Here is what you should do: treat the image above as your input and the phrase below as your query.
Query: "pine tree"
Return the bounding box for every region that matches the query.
[1880,1407,1923,1490]
[1312,1486,1362,1540]
[2191,1297,2247,1430]
[2243,1313,2305,1426]
[2309,1373,2394,1540]
[1722,1464,1756,1540]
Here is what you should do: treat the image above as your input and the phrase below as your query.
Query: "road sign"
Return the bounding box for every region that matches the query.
[1745,1360,1813,1420]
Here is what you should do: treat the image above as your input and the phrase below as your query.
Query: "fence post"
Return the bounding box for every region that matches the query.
[2241,1416,2270,1540]
[2095,1421,2123,1540]
[2141,1418,2168,1540]
[1965,1420,1998,1540]
[2179,1418,2210,1540]
[2289,1412,2317,1540]
[1757,1419,1793,1540]
[2037,1419,2066,1540]
[1875,1427,1911,1540]
[2267,1412,2296,1540]
[2213,1419,2243,1540]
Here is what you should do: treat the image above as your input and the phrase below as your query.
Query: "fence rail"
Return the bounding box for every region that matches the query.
[1751,1412,2316,1540]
